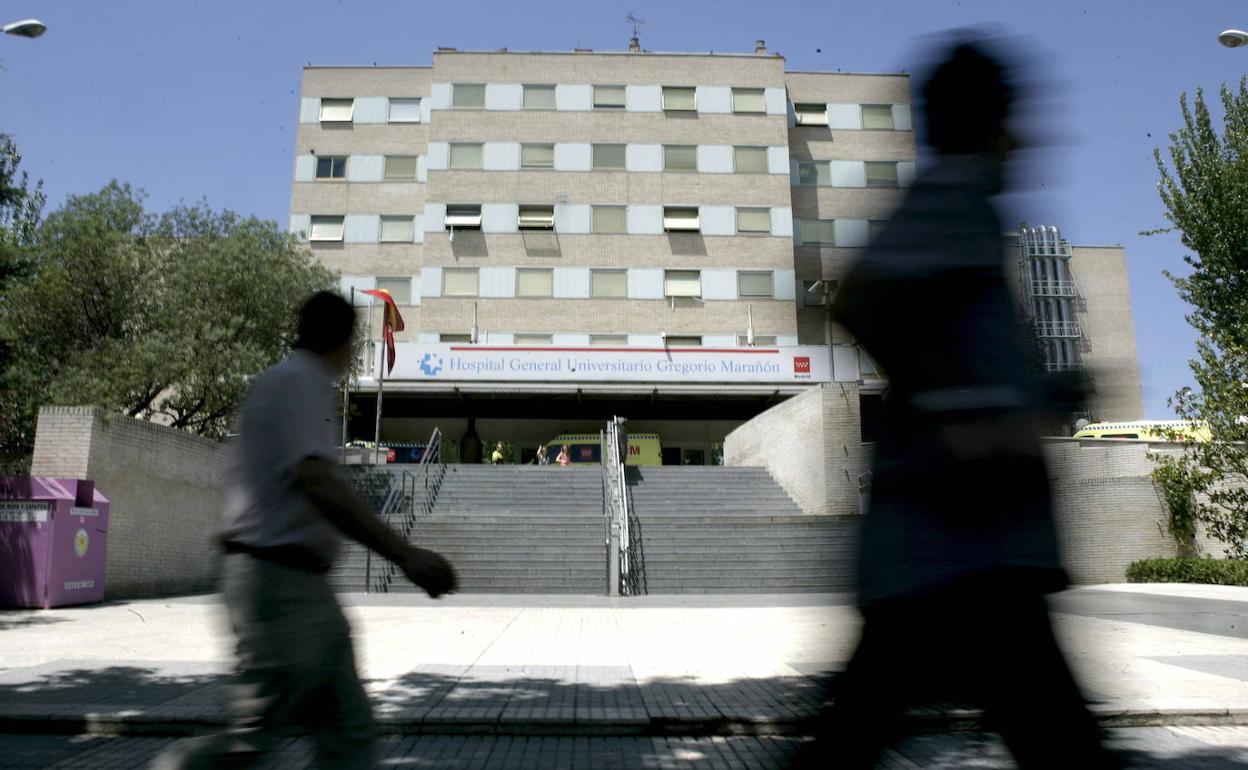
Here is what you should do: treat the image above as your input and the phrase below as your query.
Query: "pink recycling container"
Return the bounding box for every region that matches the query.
[0,477,109,608]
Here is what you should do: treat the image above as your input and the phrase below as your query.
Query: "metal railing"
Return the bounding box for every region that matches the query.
[1030,279,1078,297]
[602,418,632,596]
[1034,321,1082,338]
[364,427,444,593]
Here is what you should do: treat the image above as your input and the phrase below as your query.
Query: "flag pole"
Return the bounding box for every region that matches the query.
[342,286,354,463]
[373,312,385,466]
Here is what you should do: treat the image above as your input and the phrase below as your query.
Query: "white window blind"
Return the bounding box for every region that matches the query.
[732,88,766,113]
[319,98,354,122]
[309,216,344,242]
[664,145,696,170]
[591,270,627,297]
[662,86,696,111]
[445,204,482,228]
[663,207,700,232]
[664,270,701,297]
[452,84,485,108]
[384,155,418,181]
[523,85,556,109]
[450,144,483,169]
[592,207,626,234]
[593,85,626,109]
[865,161,898,187]
[388,98,421,122]
[861,104,894,129]
[379,216,415,243]
[521,144,554,169]
[592,144,626,169]
[734,146,767,173]
[442,269,479,296]
[736,208,771,234]
[375,277,411,304]
[517,205,555,230]
[738,271,774,298]
[516,269,554,296]
[794,103,828,126]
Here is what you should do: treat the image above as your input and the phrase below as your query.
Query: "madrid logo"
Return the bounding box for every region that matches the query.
[420,353,444,377]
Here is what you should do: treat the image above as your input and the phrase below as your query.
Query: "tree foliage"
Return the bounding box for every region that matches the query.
[0,182,334,459]
[1151,79,1248,557]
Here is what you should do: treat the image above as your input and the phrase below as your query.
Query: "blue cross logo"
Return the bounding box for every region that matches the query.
[420,353,444,377]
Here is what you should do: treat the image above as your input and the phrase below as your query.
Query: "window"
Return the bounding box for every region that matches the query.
[440,333,472,343]
[387,98,421,123]
[315,156,347,179]
[663,207,700,232]
[442,268,479,296]
[796,161,830,186]
[732,88,766,113]
[449,144,483,169]
[318,98,353,123]
[734,146,768,173]
[737,208,771,234]
[662,86,696,112]
[738,271,774,298]
[663,145,697,171]
[591,270,627,298]
[664,270,701,298]
[799,219,836,245]
[590,334,627,346]
[592,143,626,169]
[384,155,418,181]
[592,206,626,234]
[308,216,344,242]
[452,83,485,108]
[517,205,554,230]
[865,161,899,187]
[379,216,415,243]
[665,335,701,347]
[861,104,894,130]
[516,268,554,297]
[375,277,411,304]
[593,85,626,109]
[445,204,482,228]
[868,219,888,241]
[737,335,778,346]
[520,144,554,169]
[514,333,553,345]
[523,85,556,109]
[794,102,828,126]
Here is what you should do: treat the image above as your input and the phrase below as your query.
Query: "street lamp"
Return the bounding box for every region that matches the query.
[3,18,46,38]
[1218,29,1248,48]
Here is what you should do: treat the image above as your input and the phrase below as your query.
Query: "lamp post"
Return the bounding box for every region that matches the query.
[2,19,46,38]
[1218,29,1248,48]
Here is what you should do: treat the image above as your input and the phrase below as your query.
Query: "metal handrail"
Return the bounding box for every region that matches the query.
[365,427,445,593]
[602,418,631,596]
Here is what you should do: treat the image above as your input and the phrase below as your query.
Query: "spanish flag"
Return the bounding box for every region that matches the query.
[360,289,405,374]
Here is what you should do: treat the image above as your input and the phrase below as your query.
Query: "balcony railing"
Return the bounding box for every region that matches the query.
[1035,321,1082,338]
[1030,279,1077,297]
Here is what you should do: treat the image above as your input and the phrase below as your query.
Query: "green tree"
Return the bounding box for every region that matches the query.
[1,182,335,459]
[0,135,47,464]
[1150,79,1248,557]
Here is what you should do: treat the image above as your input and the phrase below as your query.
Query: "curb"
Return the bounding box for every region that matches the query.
[5,707,1248,738]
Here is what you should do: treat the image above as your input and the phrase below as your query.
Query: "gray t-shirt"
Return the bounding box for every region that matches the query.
[219,350,341,564]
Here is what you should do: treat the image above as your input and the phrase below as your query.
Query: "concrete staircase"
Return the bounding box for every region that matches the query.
[625,467,858,594]
[331,464,857,595]
[331,465,605,594]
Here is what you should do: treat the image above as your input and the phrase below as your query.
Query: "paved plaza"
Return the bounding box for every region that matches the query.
[2,584,1248,766]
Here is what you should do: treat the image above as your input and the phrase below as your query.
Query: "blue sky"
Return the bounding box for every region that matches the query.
[3,0,1244,418]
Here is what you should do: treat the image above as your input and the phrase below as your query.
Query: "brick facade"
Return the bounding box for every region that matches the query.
[30,407,227,598]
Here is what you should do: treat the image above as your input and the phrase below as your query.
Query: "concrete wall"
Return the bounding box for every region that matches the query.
[30,407,227,599]
[723,383,865,516]
[724,394,1229,583]
[1070,245,1145,421]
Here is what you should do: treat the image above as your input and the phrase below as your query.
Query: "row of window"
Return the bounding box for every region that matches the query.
[428,333,781,347]
[304,205,779,241]
[797,218,888,247]
[440,143,778,173]
[307,90,909,129]
[353,268,793,302]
